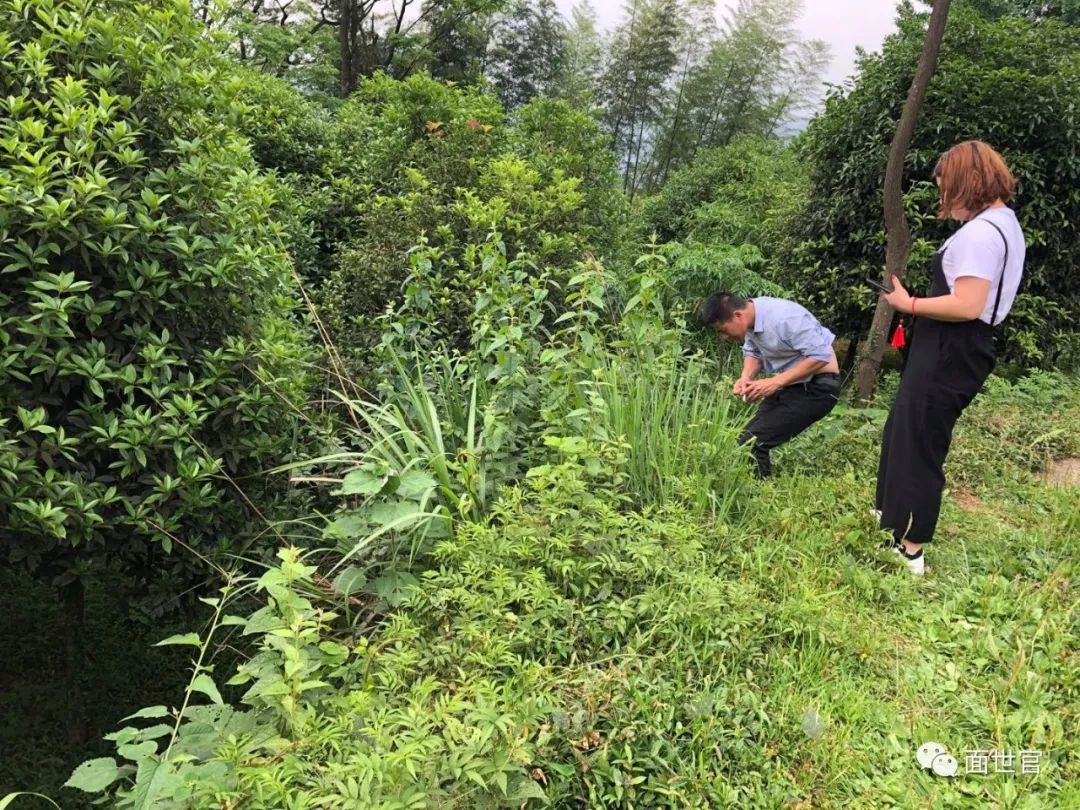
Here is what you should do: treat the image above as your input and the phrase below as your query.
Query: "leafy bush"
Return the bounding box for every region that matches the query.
[785,3,1080,367]
[231,68,334,178]
[0,0,310,596]
[660,241,786,309]
[199,72,630,390]
[638,136,808,260]
[59,358,1080,809]
[308,75,627,384]
[508,96,629,259]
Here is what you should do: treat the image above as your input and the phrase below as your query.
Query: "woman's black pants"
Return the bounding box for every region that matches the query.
[876,318,995,544]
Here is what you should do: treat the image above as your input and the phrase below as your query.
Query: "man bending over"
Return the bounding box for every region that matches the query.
[701,292,841,479]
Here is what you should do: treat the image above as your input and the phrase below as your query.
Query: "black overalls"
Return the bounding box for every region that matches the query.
[875,221,1007,544]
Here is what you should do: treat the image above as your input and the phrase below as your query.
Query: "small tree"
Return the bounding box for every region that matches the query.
[855,0,952,401]
[486,0,567,110]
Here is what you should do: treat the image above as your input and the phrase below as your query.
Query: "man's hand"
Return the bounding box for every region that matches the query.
[743,377,781,402]
[733,377,751,396]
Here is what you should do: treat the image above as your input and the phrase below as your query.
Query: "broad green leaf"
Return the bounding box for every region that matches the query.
[367,500,422,527]
[154,632,201,647]
[338,469,386,496]
[511,778,550,803]
[396,469,437,498]
[332,566,367,596]
[191,673,224,706]
[118,741,158,761]
[130,757,176,810]
[64,757,120,792]
[370,569,420,607]
[123,705,170,721]
[325,513,369,539]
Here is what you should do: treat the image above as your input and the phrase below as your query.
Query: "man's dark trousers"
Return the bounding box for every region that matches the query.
[738,374,840,478]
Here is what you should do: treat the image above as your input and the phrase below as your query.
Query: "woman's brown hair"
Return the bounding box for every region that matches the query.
[932,140,1015,219]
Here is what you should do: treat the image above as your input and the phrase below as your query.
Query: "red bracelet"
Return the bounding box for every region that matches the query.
[911,297,917,316]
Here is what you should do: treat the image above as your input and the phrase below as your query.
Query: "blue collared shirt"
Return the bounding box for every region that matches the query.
[743,297,836,383]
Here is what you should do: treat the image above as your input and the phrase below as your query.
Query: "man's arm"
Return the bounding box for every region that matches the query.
[743,357,829,401]
[743,313,836,401]
[734,355,763,395]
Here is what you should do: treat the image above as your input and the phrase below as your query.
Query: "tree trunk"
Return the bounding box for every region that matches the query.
[854,0,952,403]
[338,0,356,98]
[655,50,692,188]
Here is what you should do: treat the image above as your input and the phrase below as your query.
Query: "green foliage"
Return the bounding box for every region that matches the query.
[204,0,504,99]
[197,72,627,393]
[70,370,1080,808]
[967,0,1080,24]
[639,135,808,260]
[214,0,340,102]
[231,68,334,177]
[651,240,786,356]
[509,96,629,260]
[9,6,1080,808]
[555,0,604,108]
[318,77,623,383]
[946,370,1080,486]
[596,351,750,515]
[0,0,310,593]
[787,2,1080,366]
[598,0,830,194]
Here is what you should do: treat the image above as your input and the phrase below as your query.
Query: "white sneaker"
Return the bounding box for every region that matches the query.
[895,545,925,576]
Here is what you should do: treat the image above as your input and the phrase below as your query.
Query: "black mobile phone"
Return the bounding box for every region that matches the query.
[865,276,894,294]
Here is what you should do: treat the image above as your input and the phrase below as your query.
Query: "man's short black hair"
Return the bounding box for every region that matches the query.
[700,292,748,326]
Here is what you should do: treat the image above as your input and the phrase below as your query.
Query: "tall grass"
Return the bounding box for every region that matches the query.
[597,350,750,516]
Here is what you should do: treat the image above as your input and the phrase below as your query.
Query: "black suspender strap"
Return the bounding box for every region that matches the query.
[975,218,1009,327]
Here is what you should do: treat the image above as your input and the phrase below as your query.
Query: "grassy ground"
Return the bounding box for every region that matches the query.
[3,371,1077,808]
[762,372,1080,807]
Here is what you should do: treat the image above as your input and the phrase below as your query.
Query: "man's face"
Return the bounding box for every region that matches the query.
[711,310,750,341]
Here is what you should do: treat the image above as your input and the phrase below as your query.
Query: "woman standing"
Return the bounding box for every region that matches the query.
[876,140,1025,575]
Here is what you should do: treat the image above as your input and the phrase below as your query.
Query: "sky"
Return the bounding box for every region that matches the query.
[553,0,904,90]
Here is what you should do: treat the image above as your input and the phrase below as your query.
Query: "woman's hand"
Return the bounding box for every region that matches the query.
[882,275,914,314]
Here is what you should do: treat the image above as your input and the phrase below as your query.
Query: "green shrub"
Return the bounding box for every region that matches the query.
[509,96,629,260]
[660,241,786,309]
[231,68,334,178]
[638,136,808,260]
[0,0,310,596]
[311,75,629,384]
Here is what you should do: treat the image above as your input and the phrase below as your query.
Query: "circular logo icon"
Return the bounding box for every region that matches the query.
[917,741,947,769]
[931,753,959,778]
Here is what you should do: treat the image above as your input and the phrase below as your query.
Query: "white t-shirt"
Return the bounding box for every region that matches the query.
[940,207,1025,325]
